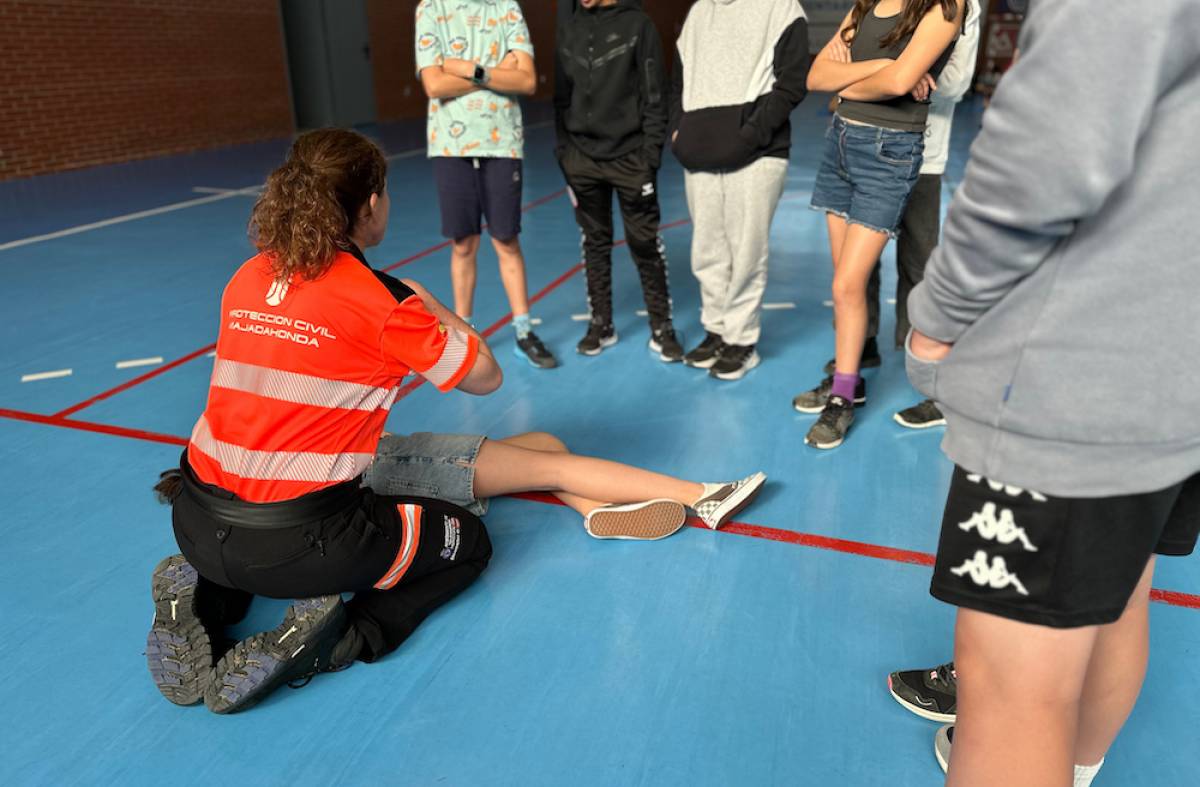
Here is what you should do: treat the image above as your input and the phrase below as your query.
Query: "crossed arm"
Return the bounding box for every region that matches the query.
[419,50,536,100]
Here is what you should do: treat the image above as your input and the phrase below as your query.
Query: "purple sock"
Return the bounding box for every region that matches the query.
[830,372,859,402]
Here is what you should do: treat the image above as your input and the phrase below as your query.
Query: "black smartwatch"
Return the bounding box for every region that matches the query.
[472,64,490,86]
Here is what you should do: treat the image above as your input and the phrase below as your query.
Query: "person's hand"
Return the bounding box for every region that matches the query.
[442,58,474,79]
[911,73,937,102]
[909,329,952,362]
[828,36,852,64]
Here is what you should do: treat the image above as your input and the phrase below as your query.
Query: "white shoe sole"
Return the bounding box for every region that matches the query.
[934,725,953,773]
[685,354,721,369]
[585,499,686,541]
[700,472,767,530]
[887,679,956,723]
[805,433,845,450]
[711,352,760,381]
[893,412,946,429]
[648,338,682,363]
[577,332,618,356]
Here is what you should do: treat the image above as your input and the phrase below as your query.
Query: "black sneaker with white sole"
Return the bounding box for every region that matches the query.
[822,337,882,375]
[709,343,758,380]
[792,375,867,413]
[894,399,946,429]
[805,396,855,449]
[683,331,725,369]
[693,472,767,529]
[649,325,684,362]
[888,661,957,723]
[514,331,559,369]
[204,595,355,714]
[146,555,216,706]
[577,322,618,356]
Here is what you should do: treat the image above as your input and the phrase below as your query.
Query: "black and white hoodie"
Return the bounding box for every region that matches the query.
[669,0,810,172]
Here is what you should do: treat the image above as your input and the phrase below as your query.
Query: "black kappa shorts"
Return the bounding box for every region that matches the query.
[930,467,1200,628]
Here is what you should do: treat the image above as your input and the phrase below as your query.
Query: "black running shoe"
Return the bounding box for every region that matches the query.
[805,395,855,449]
[204,596,352,714]
[792,375,867,413]
[146,555,216,706]
[888,661,957,723]
[894,399,946,429]
[576,322,618,356]
[823,337,882,375]
[683,331,725,369]
[649,325,684,363]
[514,331,558,369]
[709,343,759,381]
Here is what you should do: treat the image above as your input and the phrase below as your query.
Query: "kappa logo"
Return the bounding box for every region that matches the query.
[265,278,289,307]
[641,182,654,197]
[958,502,1039,552]
[951,550,1030,596]
[965,473,1047,502]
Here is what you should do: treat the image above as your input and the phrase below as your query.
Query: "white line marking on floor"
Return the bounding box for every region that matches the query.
[385,147,426,161]
[570,314,590,321]
[0,192,254,252]
[636,309,648,317]
[823,300,834,307]
[115,357,164,370]
[887,298,897,305]
[763,302,797,310]
[206,351,217,358]
[191,186,262,196]
[21,369,73,383]
[530,318,542,326]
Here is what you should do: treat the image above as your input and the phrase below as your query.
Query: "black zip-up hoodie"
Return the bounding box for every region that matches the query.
[554,0,668,168]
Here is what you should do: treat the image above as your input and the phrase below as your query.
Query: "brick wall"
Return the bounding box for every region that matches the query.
[0,0,294,180]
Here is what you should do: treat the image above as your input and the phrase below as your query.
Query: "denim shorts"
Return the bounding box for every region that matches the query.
[432,157,523,241]
[362,432,488,516]
[810,115,925,237]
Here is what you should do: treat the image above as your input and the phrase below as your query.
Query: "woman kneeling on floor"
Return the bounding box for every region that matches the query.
[146,128,766,714]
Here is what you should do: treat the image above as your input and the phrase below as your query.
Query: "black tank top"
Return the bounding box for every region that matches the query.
[837,1,958,132]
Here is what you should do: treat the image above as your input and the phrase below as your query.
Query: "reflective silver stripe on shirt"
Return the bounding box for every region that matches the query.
[189,415,373,483]
[421,328,472,388]
[211,357,399,412]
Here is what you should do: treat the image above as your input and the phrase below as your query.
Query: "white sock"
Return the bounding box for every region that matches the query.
[1074,759,1104,787]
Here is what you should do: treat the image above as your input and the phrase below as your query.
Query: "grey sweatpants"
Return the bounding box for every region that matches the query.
[684,156,789,347]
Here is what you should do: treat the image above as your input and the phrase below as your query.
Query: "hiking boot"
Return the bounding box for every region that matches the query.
[577,322,618,356]
[683,331,725,369]
[709,344,759,381]
[792,375,867,414]
[145,555,216,706]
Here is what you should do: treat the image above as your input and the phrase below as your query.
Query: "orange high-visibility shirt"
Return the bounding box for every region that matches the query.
[187,248,478,503]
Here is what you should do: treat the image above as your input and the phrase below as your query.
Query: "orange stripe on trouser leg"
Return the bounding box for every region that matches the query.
[374,503,423,590]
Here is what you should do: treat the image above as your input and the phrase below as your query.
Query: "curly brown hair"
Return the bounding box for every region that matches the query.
[842,0,963,48]
[249,128,387,281]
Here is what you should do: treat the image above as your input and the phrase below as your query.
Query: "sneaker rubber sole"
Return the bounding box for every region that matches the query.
[146,555,214,706]
[512,342,558,369]
[648,338,683,363]
[204,595,346,715]
[578,331,618,356]
[793,392,867,414]
[887,673,957,723]
[893,410,947,429]
[804,431,847,450]
[585,499,687,541]
[699,472,767,530]
[934,725,953,773]
[710,352,760,381]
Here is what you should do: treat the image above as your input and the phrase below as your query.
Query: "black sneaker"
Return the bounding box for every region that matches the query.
[894,399,946,429]
[649,325,684,362]
[514,331,559,369]
[822,337,882,375]
[792,375,867,413]
[709,344,759,381]
[145,555,216,706]
[805,395,855,449]
[576,322,618,356]
[934,725,954,773]
[204,595,353,714]
[683,331,725,369]
[888,661,957,723]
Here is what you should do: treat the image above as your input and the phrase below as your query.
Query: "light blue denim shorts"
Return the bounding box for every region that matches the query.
[362,432,488,515]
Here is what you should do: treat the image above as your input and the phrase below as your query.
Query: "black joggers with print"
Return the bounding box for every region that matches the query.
[172,458,491,663]
[559,144,672,330]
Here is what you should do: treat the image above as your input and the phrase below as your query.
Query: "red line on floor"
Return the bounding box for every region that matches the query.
[0,407,188,446]
[53,343,217,419]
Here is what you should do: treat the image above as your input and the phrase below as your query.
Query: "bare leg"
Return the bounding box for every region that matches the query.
[825,213,847,332]
[472,432,704,516]
[1075,557,1155,766]
[491,236,531,316]
[492,433,600,515]
[948,609,1097,787]
[451,235,481,319]
[831,224,890,375]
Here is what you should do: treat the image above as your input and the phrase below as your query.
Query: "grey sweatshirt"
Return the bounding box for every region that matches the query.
[905,0,1200,497]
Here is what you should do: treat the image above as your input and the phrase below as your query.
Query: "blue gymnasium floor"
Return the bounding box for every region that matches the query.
[2,99,1198,786]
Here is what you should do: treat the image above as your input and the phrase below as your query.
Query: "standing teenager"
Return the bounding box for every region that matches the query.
[415,0,557,369]
[795,0,963,448]
[555,0,683,362]
[669,0,811,381]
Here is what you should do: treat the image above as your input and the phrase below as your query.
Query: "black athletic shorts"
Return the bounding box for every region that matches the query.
[432,156,523,241]
[930,466,1200,628]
